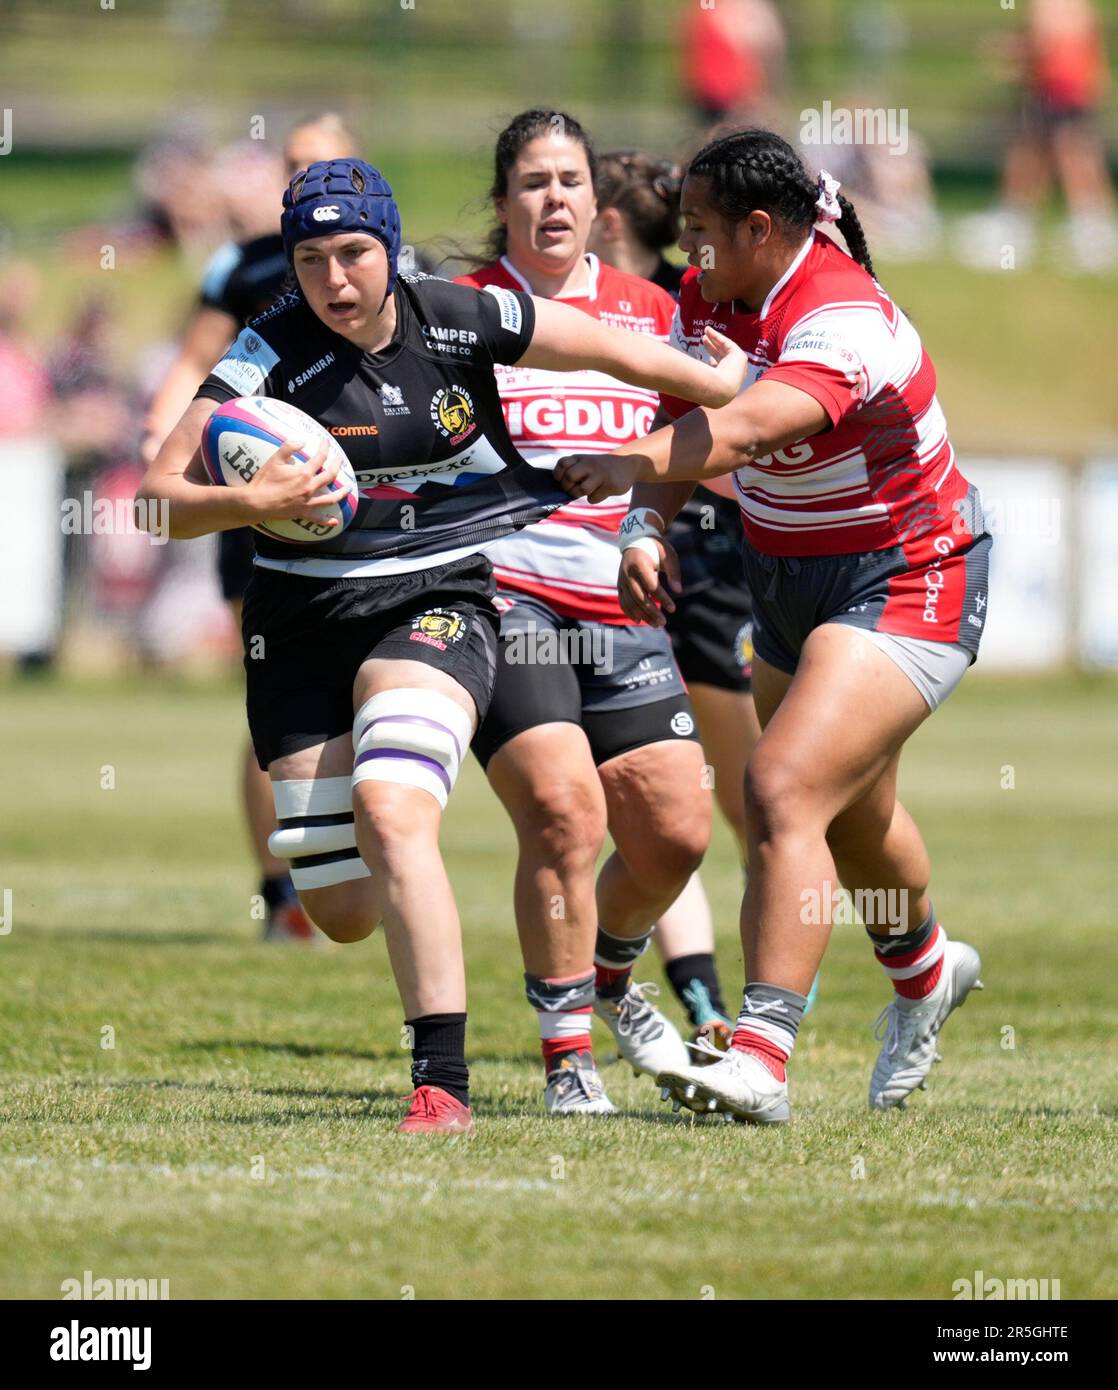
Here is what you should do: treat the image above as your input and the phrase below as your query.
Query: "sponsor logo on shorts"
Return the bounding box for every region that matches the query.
[410,609,466,651]
[670,711,695,736]
[625,657,675,692]
[924,535,956,625]
[430,386,477,445]
[734,620,754,675]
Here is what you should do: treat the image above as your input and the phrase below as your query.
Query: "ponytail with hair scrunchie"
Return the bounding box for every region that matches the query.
[815,171,842,224]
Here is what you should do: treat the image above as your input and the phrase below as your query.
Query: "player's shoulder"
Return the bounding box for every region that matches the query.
[785,235,890,330]
[593,260,676,329]
[236,292,317,359]
[404,270,496,326]
[199,240,246,301]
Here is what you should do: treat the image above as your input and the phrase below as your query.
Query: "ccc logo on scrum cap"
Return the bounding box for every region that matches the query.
[312,205,341,222]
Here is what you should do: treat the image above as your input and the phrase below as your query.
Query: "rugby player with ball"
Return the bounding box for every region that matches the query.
[136,158,748,1133]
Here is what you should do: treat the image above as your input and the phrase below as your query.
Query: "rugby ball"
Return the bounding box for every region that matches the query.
[200,396,359,543]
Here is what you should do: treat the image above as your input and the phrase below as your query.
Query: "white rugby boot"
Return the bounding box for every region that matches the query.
[657,1041,791,1125]
[544,1057,617,1116]
[594,981,690,1079]
[869,937,984,1111]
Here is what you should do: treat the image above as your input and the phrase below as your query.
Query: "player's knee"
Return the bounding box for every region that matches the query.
[308,888,379,944]
[620,814,707,893]
[351,782,437,877]
[520,780,607,873]
[744,752,812,843]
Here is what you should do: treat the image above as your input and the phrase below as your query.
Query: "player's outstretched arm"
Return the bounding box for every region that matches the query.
[555,379,831,503]
[519,296,749,408]
[135,398,341,540]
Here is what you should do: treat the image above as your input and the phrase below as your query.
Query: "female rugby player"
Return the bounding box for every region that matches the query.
[457,112,722,1114]
[136,158,747,1133]
[556,129,989,1124]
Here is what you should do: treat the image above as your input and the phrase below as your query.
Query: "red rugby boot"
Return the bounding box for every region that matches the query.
[264,900,317,943]
[397,1086,474,1134]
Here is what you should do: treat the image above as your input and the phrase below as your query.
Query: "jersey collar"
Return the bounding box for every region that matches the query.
[759,233,815,321]
[499,252,599,302]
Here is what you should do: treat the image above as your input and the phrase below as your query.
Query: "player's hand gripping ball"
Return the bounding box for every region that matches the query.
[201,397,359,543]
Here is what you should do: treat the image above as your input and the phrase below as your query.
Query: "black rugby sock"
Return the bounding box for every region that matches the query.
[261,874,297,909]
[406,1013,470,1107]
[665,951,728,1026]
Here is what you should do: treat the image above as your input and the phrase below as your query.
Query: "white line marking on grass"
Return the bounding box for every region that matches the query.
[4,1156,1113,1213]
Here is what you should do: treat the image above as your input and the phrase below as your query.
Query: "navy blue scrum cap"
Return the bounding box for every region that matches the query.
[281,159,402,292]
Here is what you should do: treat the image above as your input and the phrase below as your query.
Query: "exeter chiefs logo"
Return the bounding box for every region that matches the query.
[410,608,466,652]
[430,386,477,444]
[734,620,754,677]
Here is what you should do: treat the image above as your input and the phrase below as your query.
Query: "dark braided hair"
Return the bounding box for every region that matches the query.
[687,128,875,278]
[595,151,682,253]
[480,108,598,264]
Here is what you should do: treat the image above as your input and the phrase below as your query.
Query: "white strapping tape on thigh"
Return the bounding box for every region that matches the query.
[269,775,370,888]
[351,688,473,810]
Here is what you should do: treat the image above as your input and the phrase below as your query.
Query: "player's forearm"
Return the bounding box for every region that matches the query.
[627,480,697,530]
[590,335,728,409]
[614,383,827,484]
[609,406,752,483]
[136,464,255,539]
[523,299,733,408]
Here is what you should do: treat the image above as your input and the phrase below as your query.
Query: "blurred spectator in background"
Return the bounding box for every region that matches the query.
[133,129,223,255]
[0,260,57,671]
[587,150,684,294]
[0,260,51,438]
[681,0,786,128]
[60,127,224,268]
[799,96,942,261]
[46,295,160,667]
[957,0,1117,272]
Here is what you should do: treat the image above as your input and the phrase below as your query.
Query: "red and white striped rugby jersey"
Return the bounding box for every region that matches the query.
[456,254,676,622]
[660,232,980,565]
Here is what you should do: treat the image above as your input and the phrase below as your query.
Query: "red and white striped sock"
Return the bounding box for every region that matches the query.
[873,920,946,999]
[729,982,808,1082]
[526,971,595,1073]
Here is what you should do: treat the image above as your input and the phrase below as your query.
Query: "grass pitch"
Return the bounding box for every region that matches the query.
[1,671,1115,1300]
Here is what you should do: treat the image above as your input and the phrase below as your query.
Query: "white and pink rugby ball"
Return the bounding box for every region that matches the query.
[200,396,359,543]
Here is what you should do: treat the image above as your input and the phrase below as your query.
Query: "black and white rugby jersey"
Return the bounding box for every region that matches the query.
[195,274,569,577]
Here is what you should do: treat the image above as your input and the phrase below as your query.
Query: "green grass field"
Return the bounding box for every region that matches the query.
[0,672,1115,1300]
